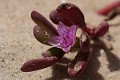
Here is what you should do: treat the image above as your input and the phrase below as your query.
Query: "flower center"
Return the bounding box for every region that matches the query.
[60,35,73,48]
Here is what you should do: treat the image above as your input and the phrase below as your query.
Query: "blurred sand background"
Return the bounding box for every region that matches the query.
[0,0,120,80]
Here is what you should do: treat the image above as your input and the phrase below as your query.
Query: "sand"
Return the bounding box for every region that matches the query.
[0,0,120,80]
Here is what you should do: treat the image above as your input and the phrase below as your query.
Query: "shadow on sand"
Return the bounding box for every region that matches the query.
[45,39,120,80]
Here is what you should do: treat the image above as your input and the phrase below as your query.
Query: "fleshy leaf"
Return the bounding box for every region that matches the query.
[95,21,109,37]
[43,47,65,57]
[70,37,80,51]
[21,57,58,72]
[33,25,50,45]
[31,11,58,38]
[50,3,86,28]
[49,10,73,26]
[79,32,90,52]
[21,47,65,72]
[67,51,91,77]
[67,32,91,77]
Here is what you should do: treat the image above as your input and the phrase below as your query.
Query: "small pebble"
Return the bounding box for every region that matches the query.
[1,45,4,48]
[104,34,113,41]
[100,49,105,55]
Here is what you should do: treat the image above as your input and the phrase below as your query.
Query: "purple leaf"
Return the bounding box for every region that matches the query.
[21,57,58,72]
[67,51,90,77]
[95,21,109,37]
[50,3,86,28]
[67,32,91,77]
[49,10,73,26]
[31,11,58,37]
[43,47,65,58]
[21,47,65,72]
[33,25,50,45]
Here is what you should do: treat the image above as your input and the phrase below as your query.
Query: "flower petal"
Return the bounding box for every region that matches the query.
[47,36,63,45]
[62,45,72,52]
[48,36,71,52]
[57,22,68,36]
[68,25,77,37]
[47,22,77,52]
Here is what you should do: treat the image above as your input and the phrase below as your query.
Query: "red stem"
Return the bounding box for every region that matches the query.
[97,1,120,15]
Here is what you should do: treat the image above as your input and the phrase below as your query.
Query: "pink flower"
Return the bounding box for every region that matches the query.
[48,22,77,52]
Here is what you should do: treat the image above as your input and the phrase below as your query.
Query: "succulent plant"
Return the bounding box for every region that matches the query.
[21,3,109,77]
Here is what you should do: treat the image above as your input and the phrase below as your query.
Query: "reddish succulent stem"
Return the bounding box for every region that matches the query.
[97,1,120,15]
[82,25,96,39]
[82,21,109,39]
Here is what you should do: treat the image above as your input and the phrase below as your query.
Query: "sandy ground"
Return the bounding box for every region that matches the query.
[0,0,120,80]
